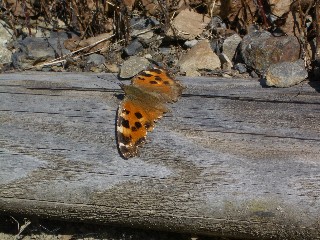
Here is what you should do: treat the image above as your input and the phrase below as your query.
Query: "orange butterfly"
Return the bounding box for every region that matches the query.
[117,67,184,159]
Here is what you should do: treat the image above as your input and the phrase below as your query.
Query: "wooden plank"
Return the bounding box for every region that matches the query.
[0,72,319,239]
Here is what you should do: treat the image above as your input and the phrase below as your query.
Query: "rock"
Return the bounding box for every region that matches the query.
[159,47,171,55]
[104,63,119,73]
[222,73,233,78]
[265,60,308,87]
[135,30,154,42]
[280,12,296,36]
[218,53,233,70]
[130,17,159,30]
[166,9,210,40]
[184,40,198,48]
[119,56,150,78]
[250,70,259,78]
[210,38,223,54]
[185,69,201,77]
[0,20,14,44]
[140,0,161,16]
[123,39,144,57]
[86,53,105,65]
[209,16,227,36]
[269,0,291,17]
[223,33,242,62]
[11,32,71,69]
[143,53,152,60]
[240,30,301,75]
[123,0,135,11]
[0,20,14,64]
[131,17,159,41]
[90,66,104,73]
[178,40,221,76]
[0,45,13,65]
[234,63,247,74]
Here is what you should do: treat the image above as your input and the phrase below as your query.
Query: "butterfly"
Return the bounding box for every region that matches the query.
[116,66,184,159]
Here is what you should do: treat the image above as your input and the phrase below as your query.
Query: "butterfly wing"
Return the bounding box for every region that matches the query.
[131,67,183,102]
[116,67,184,159]
[117,90,167,159]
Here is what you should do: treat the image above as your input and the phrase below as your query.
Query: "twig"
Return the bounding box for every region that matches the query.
[256,0,269,29]
[12,217,31,240]
[10,216,20,232]
[35,25,161,69]
[210,0,216,17]
[36,34,115,68]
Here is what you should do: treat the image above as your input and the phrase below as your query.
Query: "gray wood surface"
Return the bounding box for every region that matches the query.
[0,72,319,239]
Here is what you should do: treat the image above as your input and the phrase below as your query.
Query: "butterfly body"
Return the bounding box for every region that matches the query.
[117,67,183,159]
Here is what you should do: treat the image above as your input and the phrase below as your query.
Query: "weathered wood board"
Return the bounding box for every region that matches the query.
[0,72,319,239]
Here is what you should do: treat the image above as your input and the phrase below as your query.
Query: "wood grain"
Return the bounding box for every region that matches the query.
[0,72,319,239]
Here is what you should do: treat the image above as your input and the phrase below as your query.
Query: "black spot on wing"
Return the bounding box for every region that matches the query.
[155,76,162,81]
[121,118,130,128]
[135,122,142,129]
[137,76,145,80]
[135,112,143,119]
[149,80,158,84]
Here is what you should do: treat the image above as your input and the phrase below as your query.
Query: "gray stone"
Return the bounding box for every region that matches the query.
[250,70,259,78]
[218,53,232,70]
[123,39,143,57]
[210,38,223,54]
[234,63,247,74]
[0,20,14,46]
[134,30,154,41]
[130,17,158,42]
[0,20,14,64]
[130,17,159,30]
[130,17,148,30]
[11,33,71,69]
[209,16,226,35]
[0,46,12,65]
[184,40,198,48]
[119,56,150,78]
[223,33,242,62]
[159,47,171,55]
[265,60,308,87]
[86,53,105,65]
[240,30,301,75]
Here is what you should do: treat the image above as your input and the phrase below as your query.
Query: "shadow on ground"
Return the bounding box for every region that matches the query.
[0,214,242,240]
